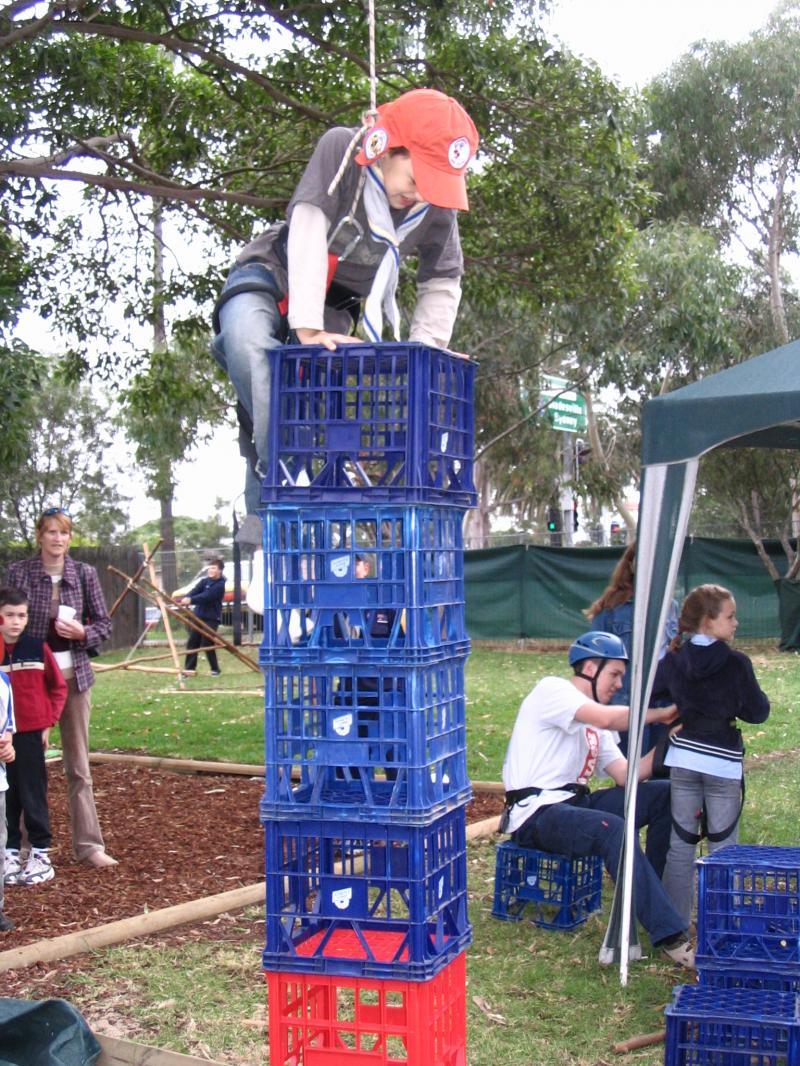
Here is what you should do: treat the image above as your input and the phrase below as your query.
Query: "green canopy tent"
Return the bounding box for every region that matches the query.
[600,338,800,983]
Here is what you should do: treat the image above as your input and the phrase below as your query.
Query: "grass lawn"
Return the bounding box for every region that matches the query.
[46,641,800,1064]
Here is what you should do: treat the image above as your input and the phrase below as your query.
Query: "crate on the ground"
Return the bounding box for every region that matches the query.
[265,950,467,1065]
[262,809,471,980]
[664,984,800,1066]
[261,342,476,506]
[697,845,800,967]
[699,962,800,995]
[260,660,470,825]
[491,841,603,930]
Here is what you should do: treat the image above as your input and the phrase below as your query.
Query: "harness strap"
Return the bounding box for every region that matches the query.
[670,776,745,846]
[503,783,590,809]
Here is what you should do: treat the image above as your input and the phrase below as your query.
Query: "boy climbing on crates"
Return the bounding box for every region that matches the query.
[212,88,480,546]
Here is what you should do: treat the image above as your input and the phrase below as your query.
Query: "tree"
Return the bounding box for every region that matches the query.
[3,3,648,356]
[3,2,651,540]
[0,371,130,548]
[123,511,230,555]
[644,2,800,344]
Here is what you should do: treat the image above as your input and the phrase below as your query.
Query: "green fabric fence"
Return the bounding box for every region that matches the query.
[465,537,790,641]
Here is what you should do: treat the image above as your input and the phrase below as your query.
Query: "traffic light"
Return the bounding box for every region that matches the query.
[546,506,561,532]
[573,498,579,533]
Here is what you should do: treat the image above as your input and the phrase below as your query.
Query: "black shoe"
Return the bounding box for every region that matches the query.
[0,913,15,932]
[211,670,221,676]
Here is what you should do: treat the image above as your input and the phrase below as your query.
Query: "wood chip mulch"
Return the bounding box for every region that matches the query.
[1,760,502,995]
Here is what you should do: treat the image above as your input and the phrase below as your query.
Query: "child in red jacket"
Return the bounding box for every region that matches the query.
[0,586,67,886]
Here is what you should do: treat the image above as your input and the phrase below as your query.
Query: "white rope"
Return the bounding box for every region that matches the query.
[326,0,380,199]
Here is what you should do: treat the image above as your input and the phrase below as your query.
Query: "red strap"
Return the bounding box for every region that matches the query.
[278,252,339,319]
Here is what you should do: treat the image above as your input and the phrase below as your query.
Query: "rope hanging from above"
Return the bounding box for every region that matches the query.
[326,0,379,202]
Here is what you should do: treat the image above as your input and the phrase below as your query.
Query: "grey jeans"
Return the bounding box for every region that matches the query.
[661,765,742,928]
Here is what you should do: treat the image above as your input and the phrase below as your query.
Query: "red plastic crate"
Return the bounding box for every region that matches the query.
[265,951,467,1065]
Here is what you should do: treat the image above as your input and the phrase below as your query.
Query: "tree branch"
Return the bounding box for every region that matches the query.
[0,160,283,208]
[19,16,331,123]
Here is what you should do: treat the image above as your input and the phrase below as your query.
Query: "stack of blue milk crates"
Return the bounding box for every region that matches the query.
[665,845,800,1066]
[259,342,475,1066]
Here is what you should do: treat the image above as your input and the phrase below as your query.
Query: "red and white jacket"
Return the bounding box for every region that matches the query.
[0,633,67,732]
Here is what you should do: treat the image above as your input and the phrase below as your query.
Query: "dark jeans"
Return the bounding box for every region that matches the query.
[185,624,220,674]
[6,729,51,850]
[512,782,684,945]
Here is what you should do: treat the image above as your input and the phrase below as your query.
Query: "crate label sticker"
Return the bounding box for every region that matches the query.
[330,555,351,579]
[440,431,449,452]
[332,713,354,737]
[331,887,353,910]
[526,876,538,887]
[430,769,437,783]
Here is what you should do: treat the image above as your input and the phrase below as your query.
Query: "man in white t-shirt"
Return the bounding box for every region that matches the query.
[501,630,694,969]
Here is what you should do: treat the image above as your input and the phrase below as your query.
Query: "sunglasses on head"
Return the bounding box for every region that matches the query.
[41,507,72,518]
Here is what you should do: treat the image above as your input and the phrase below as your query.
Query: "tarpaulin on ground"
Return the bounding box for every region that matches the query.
[0,998,100,1066]
[464,537,790,641]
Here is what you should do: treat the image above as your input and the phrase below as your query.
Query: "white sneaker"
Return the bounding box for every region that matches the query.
[662,938,695,969]
[19,850,55,886]
[3,849,23,885]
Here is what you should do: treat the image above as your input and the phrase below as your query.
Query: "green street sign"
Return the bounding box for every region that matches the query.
[541,374,587,432]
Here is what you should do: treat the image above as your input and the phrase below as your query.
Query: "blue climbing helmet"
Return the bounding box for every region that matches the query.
[569,630,629,703]
[568,630,629,666]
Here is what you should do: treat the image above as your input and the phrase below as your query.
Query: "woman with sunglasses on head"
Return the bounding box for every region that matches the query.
[4,508,116,869]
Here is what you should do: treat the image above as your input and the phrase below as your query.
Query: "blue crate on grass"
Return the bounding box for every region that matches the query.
[491,841,603,930]
[261,342,476,507]
[260,660,471,825]
[664,985,800,1066]
[262,808,471,980]
[697,846,800,967]
[700,962,800,995]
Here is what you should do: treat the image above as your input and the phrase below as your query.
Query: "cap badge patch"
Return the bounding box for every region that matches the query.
[364,127,389,160]
[448,136,471,170]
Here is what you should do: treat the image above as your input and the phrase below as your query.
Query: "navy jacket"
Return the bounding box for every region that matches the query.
[652,640,769,755]
[187,576,226,625]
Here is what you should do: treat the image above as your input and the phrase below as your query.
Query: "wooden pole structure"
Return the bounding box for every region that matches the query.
[136,574,260,673]
[94,646,221,672]
[142,541,184,688]
[106,565,260,674]
[108,539,163,617]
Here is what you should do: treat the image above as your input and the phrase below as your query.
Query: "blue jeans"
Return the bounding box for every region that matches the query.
[212,263,287,514]
[513,783,685,945]
[661,766,742,928]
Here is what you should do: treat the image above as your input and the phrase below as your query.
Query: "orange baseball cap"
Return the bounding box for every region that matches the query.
[355,88,479,211]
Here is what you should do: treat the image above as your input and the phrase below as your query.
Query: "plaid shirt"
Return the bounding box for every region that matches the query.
[5,554,111,693]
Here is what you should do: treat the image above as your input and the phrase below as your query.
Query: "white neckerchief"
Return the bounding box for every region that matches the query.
[362,164,428,342]
[689,633,717,645]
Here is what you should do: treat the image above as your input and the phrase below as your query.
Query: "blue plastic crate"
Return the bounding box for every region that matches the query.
[260,661,471,825]
[262,809,471,980]
[700,963,800,995]
[258,504,469,665]
[698,846,800,966]
[259,601,469,667]
[262,504,464,611]
[491,842,603,930]
[664,985,800,1066]
[261,343,476,507]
